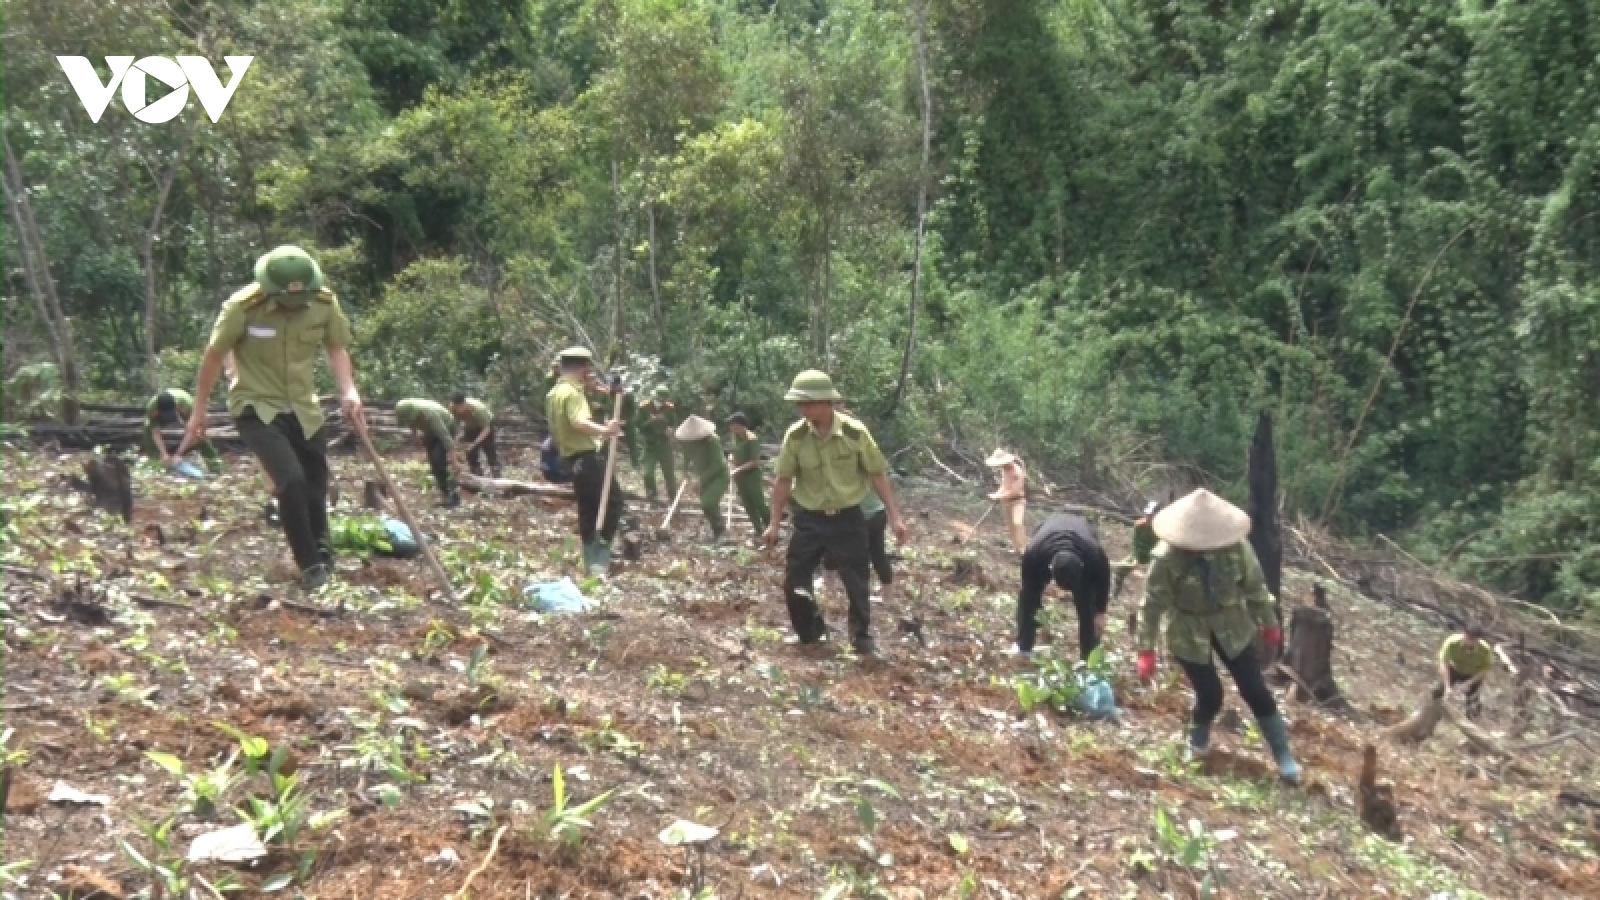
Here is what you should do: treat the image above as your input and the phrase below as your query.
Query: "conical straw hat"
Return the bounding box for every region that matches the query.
[985,448,1018,467]
[1151,488,1251,551]
[675,415,715,442]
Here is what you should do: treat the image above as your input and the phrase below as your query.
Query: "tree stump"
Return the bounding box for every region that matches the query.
[1247,411,1283,666]
[1286,603,1342,705]
[83,454,132,523]
[1357,744,1401,840]
[363,479,390,511]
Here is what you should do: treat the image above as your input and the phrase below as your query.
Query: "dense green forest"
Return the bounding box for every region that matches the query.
[3,0,1597,615]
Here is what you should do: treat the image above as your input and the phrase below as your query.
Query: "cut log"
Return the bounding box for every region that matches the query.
[1357,744,1401,840]
[457,473,575,500]
[1286,603,1343,705]
[1383,694,1445,744]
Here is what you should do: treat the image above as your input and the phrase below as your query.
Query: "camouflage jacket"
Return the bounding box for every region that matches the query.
[1138,540,1275,664]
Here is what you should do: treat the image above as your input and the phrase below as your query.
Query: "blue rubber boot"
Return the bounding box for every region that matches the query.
[1259,714,1302,783]
[1186,721,1212,760]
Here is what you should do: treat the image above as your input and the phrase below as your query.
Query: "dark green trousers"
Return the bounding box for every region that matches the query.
[735,473,769,532]
[236,410,330,573]
[784,507,872,645]
[423,432,455,498]
[699,470,729,535]
[640,440,677,501]
[461,425,500,477]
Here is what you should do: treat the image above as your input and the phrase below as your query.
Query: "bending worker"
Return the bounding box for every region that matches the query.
[450,393,501,478]
[144,388,222,473]
[396,397,461,508]
[675,414,731,543]
[1013,513,1110,660]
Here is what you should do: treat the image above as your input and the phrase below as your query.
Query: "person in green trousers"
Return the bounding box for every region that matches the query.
[675,414,729,542]
[637,386,679,504]
[726,413,769,533]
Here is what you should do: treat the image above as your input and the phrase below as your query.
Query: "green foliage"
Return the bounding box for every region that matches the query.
[1009,645,1116,714]
[529,764,619,847]
[329,514,395,559]
[2,363,62,422]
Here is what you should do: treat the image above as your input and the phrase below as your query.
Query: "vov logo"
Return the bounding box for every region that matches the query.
[56,56,254,124]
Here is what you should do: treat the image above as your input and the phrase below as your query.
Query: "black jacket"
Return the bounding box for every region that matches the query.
[1019,513,1111,613]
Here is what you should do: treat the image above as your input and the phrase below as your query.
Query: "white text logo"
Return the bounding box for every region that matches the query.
[56,56,254,124]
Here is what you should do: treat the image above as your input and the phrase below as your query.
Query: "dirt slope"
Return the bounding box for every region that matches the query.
[2,445,1595,899]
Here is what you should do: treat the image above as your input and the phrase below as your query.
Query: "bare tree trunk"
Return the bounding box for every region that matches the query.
[820,214,832,365]
[141,131,193,391]
[891,0,932,416]
[1248,410,1283,664]
[3,132,81,422]
[646,197,664,359]
[2,173,63,371]
[610,158,627,368]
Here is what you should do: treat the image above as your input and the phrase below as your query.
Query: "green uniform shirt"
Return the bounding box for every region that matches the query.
[638,400,678,447]
[1138,540,1276,665]
[731,433,764,485]
[146,388,195,421]
[1439,635,1494,677]
[546,377,601,458]
[775,413,888,513]
[681,435,729,480]
[458,398,492,430]
[396,398,454,442]
[206,284,353,435]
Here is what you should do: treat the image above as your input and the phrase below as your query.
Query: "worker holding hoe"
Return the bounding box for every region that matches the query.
[726,413,769,533]
[546,347,625,572]
[1433,623,1493,721]
[1136,489,1301,782]
[675,414,730,543]
[143,388,222,474]
[449,393,501,478]
[1013,513,1111,660]
[179,245,365,592]
[396,398,462,508]
[638,386,680,505]
[986,449,1028,553]
[763,370,907,657]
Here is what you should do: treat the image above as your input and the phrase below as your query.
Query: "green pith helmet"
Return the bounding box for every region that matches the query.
[784,369,842,403]
[394,398,421,426]
[558,346,593,365]
[653,386,670,400]
[253,245,324,304]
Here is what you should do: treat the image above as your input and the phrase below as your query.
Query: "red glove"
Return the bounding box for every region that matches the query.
[1261,625,1284,650]
[1136,651,1157,681]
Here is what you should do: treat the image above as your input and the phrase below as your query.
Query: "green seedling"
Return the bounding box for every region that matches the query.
[119,818,192,897]
[529,764,618,848]
[145,750,243,818]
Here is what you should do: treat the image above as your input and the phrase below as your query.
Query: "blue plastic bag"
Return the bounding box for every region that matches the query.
[381,517,420,559]
[540,436,571,484]
[170,459,206,479]
[524,577,592,614]
[1073,674,1120,721]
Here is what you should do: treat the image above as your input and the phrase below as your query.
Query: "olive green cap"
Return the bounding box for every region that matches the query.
[253,245,324,305]
[784,369,842,403]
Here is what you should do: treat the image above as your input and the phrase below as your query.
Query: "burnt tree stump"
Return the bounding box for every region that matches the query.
[1247,411,1283,666]
[82,454,133,523]
[1287,598,1342,705]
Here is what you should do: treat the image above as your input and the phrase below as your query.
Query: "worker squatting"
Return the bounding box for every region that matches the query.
[158,244,1503,785]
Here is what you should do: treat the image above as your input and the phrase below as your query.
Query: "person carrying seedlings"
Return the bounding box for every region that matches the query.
[675,414,731,543]
[727,413,769,533]
[449,393,501,478]
[1433,623,1493,721]
[637,386,680,505]
[178,245,365,592]
[763,370,908,656]
[986,448,1028,553]
[143,388,222,474]
[546,347,625,571]
[1013,513,1111,660]
[396,398,461,508]
[1136,489,1300,782]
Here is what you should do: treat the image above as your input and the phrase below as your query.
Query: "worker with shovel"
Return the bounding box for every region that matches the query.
[179,245,364,592]
[1013,513,1111,660]
[675,414,730,543]
[546,347,625,572]
[638,386,680,505]
[727,413,769,533]
[1135,489,1300,782]
[143,388,222,474]
[396,398,462,508]
[985,449,1028,553]
[450,393,501,478]
[763,371,908,657]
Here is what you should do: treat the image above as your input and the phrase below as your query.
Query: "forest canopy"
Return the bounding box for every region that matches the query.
[4,0,1597,616]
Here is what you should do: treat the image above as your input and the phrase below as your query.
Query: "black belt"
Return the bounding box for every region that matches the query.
[563,449,599,464]
[797,505,863,518]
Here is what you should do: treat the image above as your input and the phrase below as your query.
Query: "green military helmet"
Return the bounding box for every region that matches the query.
[394,398,422,426]
[784,369,842,403]
[253,245,325,305]
[558,346,594,365]
[652,386,670,400]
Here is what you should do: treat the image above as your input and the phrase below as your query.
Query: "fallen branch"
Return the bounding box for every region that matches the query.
[453,823,509,900]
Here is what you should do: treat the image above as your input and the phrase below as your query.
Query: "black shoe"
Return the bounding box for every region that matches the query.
[263,501,280,526]
[300,564,331,592]
[852,637,879,657]
[438,492,462,509]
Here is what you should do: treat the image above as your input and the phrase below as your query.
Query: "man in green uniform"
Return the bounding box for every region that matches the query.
[179,245,365,592]
[397,398,461,507]
[449,393,501,478]
[675,415,730,542]
[1136,489,1300,781]
[546,347,625,572]
[726,413,769,533]
[1433,624,1493,720]
[595,381,640,467]
[764,371,908,656]
[637,386,679,505]
[143,388,222,473]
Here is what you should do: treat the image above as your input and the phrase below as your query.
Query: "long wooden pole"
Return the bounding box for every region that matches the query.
[356,423,453,598]
[595,380,626,534]
[661,479,690,530]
